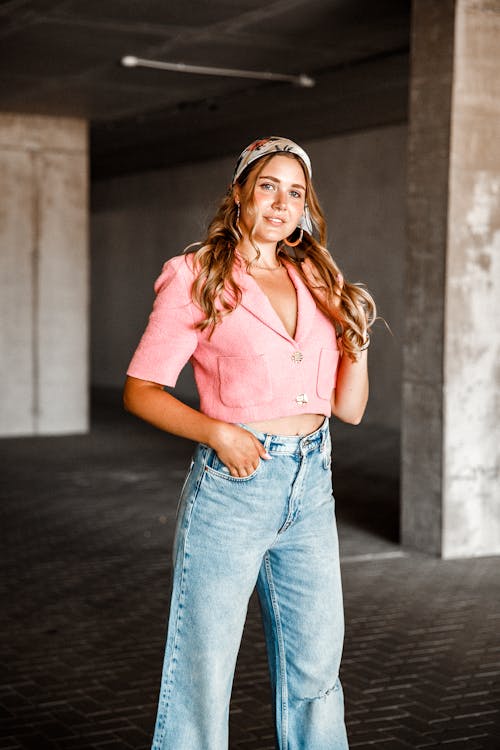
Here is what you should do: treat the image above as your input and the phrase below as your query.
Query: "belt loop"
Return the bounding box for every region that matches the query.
[264,434,272,451]
[321,419,329,450]
[199,443,210,468]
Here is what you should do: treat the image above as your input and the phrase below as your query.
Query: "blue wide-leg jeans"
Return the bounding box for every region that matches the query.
[151,418,349,750]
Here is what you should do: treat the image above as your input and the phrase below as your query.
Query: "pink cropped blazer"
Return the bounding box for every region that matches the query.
[127,253,340,423]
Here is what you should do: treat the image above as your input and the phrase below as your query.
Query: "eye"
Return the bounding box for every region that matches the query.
[290,190,303,200]
[260,182,276,191]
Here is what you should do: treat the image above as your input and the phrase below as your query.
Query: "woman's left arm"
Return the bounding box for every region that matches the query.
[331,348,369,425]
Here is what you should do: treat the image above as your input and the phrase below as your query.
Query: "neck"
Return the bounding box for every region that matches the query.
[237,238,280,267]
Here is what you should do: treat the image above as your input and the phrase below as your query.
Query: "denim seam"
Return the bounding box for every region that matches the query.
[204,462,261,482]
[155,455,207,749]
[175,458,194,517]
[277,450,307,535]
[263,552,289,750]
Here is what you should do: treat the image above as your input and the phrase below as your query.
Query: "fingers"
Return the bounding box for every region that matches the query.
[231,463,258,478]
[257,440,272,461]
[229,436,272,477]
[213,426,271,478]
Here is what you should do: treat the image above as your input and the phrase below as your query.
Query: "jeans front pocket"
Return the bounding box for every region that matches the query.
[204,448,263,482]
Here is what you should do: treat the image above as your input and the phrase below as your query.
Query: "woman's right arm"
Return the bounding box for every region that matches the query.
[123,375,270,477]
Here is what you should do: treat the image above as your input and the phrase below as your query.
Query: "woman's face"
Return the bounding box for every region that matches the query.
[236,154,307,247]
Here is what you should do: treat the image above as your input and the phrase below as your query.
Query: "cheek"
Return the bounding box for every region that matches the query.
[252,193,269,211]
[239,203,259,231]
[244,199,264,222]
[297,201,306,220]
[296,196,306,213]
[243,204,257,222]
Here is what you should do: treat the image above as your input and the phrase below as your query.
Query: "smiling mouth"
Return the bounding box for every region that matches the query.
[266,216,285,225]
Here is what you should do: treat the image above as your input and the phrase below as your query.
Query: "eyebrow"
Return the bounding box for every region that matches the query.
[258,175,306,191]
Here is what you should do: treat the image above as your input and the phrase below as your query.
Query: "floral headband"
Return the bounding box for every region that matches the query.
[232,136,314,233]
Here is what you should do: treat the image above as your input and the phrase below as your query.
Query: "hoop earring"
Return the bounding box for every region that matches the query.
[283,227,303,247]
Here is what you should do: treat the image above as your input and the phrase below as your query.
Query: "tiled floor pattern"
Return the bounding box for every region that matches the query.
[1,392,498,749]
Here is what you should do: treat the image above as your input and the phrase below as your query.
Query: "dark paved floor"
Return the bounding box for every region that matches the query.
[1,390,499,750]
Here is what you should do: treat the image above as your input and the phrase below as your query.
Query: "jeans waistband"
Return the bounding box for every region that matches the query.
[238,416,330,455]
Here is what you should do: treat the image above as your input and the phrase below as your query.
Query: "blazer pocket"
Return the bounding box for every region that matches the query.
[316,348,340,399]
[218,354,273,407]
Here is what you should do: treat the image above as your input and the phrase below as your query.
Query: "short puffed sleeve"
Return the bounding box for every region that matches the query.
[127,256,199,387]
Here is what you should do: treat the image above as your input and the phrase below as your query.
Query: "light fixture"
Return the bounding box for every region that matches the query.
[121,56,315,88]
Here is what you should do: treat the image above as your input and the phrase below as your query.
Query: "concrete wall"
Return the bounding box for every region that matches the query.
[401,0,456,555]
[402,0,500,559]
[0,113,88,436]
[91,125,407,428]
[443,0,500,557]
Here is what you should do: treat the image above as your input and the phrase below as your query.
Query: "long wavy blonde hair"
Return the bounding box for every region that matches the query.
[189,152,376,360]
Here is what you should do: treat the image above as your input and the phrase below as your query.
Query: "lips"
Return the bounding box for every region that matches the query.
[265,216,285,225]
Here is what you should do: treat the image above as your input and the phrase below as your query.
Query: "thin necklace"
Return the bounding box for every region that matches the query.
[251,255,284,271]
[238,249,284,272]
[252,262,283,272]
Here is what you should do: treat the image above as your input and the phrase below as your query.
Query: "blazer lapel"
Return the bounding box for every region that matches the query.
[284,262,317,345]
[232,257,317,345]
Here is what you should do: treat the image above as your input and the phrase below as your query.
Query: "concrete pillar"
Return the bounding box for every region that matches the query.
[0,114,88,436]
[402,0,500,557]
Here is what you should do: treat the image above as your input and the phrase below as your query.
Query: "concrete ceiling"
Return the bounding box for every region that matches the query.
[0,0,411,179]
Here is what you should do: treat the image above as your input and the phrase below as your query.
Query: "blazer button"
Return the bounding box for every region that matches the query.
[291,351,304,363]
[296,393,309,406]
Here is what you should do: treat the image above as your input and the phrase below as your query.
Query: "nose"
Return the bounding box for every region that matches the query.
[273,189,288,209]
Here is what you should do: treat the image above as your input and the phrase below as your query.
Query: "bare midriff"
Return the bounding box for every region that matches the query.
[246,412,325,437]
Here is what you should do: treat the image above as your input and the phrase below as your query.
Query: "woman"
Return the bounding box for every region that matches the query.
[124,136,376,750]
